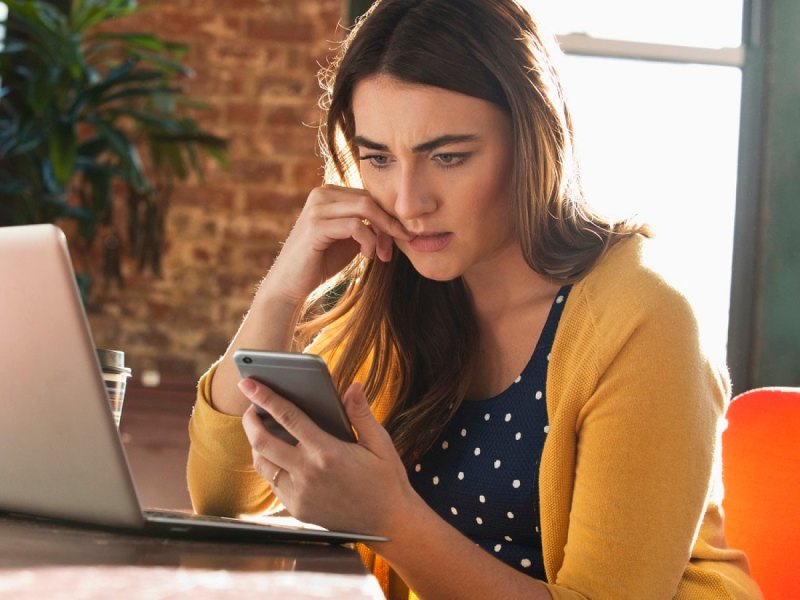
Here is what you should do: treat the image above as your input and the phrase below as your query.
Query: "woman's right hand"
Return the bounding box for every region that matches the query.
[208,185,410,417]
[262,185,413,305]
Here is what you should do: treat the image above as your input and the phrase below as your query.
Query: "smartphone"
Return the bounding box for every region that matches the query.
[233,349,356,445]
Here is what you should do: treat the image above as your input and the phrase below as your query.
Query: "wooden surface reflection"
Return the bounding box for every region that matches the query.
[0,514,384,599]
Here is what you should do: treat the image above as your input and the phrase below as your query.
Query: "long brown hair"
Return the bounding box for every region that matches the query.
[297,0,648,465]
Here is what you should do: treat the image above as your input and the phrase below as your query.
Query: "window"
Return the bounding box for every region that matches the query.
[0,3,7,51]
[524,1,746,355]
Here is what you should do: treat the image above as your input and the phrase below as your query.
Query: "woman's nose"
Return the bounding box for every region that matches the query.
[391,166,437,222]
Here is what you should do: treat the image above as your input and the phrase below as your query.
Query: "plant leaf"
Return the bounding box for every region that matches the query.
[49,119,78,185]
[98,84,182,105]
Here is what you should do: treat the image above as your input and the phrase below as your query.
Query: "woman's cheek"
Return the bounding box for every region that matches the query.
[363,179,395,216]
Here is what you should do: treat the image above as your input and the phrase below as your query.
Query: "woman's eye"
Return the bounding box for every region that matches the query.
[434,153,468,168]
[359,154,391,169]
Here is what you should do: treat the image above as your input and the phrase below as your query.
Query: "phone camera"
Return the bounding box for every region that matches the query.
[242,356,253,364]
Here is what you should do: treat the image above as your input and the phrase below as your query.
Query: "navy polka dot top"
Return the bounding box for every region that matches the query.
[408,285,571,580]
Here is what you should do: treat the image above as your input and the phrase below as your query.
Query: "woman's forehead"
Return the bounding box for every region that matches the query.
[351,75,509,145]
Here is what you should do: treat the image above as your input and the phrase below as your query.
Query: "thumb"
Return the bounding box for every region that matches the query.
[342,382,389,449]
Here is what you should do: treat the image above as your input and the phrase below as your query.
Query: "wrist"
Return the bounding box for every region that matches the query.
[368,485,429,556]
[254,275,309,313]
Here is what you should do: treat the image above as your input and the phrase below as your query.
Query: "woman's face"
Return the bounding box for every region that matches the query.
[352,75,517,282]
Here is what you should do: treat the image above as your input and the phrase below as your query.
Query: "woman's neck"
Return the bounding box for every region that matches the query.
[463,242,561,322]
[461,244,562,401]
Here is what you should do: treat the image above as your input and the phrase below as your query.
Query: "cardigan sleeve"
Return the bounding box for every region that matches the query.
[187,361,281,516]
[186,327,345,518]
[546,296,721,597]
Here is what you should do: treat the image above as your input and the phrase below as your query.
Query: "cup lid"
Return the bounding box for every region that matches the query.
[96,348,132,375]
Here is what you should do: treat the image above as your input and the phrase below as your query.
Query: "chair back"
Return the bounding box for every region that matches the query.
[722,387,800,599]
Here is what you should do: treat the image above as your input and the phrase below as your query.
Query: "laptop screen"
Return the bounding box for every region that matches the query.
[0,224,145,528]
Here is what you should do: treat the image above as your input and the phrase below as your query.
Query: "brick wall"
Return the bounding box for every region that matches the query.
[86,0,348,383]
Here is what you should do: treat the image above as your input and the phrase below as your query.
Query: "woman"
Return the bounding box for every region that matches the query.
[187,1,762,598]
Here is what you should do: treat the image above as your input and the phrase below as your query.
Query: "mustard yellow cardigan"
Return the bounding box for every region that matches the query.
[187,235,762,599]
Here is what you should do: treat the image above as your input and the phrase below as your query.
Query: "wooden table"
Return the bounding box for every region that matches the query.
[0,514,385,599]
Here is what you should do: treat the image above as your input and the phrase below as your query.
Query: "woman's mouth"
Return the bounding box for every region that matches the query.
[407,232,453,252]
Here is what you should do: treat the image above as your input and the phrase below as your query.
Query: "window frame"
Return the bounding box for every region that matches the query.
[556,33,745,67]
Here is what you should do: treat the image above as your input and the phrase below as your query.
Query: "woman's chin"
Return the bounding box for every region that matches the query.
[404,256,462,282]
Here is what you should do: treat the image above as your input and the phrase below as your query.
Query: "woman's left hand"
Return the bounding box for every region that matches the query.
[239,377,414,537]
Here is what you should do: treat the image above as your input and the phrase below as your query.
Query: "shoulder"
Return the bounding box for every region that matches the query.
[579,234,693,317]
[554,234,720,386]
[568,234,701,340]
[548,235,730,443]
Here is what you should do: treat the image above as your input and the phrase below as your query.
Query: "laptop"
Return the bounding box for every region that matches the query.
[0,224,386,545]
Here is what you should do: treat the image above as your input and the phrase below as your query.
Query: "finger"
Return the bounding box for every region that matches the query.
[342,382,393,451]
[251,450,279,484]
[241,403,297,470]
[238,377,332,452]
[374,229,394,262]
[251,451,295,509]
[310,188,413,241]
[355,202,414,242]
[353,200,413,241]
[314,217,378,259]
[251,449,293,491]
[347,219,380,260]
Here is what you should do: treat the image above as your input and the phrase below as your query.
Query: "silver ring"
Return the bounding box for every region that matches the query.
[271,467,283,485]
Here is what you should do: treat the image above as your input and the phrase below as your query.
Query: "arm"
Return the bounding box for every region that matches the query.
[207,185,412,418]
[187,185,412,514]
[187,363,278,516]
[377,495,554,600]
[543,279,727,599]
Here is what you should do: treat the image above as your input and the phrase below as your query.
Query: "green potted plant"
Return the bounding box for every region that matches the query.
[0,0,226,297]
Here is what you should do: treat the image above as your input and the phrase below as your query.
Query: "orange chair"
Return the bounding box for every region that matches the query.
[722,387,800,599]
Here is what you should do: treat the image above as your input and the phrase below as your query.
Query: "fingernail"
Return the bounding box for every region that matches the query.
[238,378,256,397]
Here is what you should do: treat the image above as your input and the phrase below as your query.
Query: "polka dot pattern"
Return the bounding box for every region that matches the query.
[407,285,571,580]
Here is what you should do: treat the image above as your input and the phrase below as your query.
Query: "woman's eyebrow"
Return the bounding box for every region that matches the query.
[353,134,479,153]
[353,136,389,151]
[412,134,478,153]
